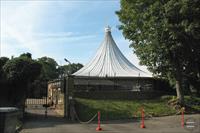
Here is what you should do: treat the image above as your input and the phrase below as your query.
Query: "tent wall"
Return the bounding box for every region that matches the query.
[73,76,173,99]
[74,77,155,92]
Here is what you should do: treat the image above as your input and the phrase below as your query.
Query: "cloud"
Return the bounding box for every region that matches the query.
[1,1,46,57]
[34,32,96,40]
[1,1,89,58]
[0,0,100,57]
[34,32,74,38]
[1,0,137,71]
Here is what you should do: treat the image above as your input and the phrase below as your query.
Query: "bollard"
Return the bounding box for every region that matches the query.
[96,111,102,131]
[140,107,145,128]
[181,107,185,128]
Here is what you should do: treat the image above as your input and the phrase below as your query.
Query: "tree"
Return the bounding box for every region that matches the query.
[57,63,83,76]
[3,56,41,106]
[19,52,32,59]
[27,57,59,98]
[37,56,58,80]
[3,58,41,83]
[116,0,200,105]
[0,57,9,80]
[0,57,9,67]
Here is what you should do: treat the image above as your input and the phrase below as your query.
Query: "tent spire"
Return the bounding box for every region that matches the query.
[105,25,111,33]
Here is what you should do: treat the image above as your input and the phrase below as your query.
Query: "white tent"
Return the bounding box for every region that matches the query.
[73,26,151,77]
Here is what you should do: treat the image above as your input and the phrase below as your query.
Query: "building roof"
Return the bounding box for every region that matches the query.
[73,26,151,77]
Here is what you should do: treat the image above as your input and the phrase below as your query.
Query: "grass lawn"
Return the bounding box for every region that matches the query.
[75,95,200,121]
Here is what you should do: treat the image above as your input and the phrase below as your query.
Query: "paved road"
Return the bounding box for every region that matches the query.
[20,114,200,133]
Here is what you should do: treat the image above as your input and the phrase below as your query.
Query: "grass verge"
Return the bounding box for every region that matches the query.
[75,95,200,121]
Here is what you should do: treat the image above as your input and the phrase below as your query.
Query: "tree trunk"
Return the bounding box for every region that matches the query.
[175,80,184,105]
[174,59,184,106]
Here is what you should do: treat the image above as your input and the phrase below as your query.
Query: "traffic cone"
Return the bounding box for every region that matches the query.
[181,107,185,128]
[96,111,102,131]
[140,107,145,128]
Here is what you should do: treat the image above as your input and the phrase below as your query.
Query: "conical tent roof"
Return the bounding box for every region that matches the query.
[73,26,151,77]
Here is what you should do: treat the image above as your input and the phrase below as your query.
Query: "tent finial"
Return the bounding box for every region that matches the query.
[105,25,111,32]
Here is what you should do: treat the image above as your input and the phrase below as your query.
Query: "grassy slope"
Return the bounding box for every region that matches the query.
[75,95,200,121]
[184,96,200,111]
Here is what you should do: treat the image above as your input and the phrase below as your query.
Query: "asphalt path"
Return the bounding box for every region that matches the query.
[20,113,200,133]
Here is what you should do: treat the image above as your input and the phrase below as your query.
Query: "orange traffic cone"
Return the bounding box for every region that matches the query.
[140,107,145,128]
[96,111,102,131]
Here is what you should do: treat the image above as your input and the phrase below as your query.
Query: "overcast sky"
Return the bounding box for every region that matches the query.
[1,0,148,72]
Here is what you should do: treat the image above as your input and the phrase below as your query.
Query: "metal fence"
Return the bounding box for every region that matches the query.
[25,98,47,105]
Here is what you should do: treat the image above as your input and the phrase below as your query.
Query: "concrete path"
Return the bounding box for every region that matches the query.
[20,114,200,133]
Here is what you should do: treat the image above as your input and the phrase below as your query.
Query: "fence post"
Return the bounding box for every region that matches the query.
[181,107,185,128]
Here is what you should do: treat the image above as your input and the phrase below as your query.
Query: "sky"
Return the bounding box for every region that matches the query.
[0,0,148,72]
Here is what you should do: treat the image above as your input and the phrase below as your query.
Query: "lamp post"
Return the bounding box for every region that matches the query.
[64,58,72,75]
[64,58,72,120]
[43,61,49,118]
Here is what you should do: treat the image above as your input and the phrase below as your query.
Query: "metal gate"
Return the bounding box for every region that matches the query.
[25,97,49,119]
[24,76,74,119]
